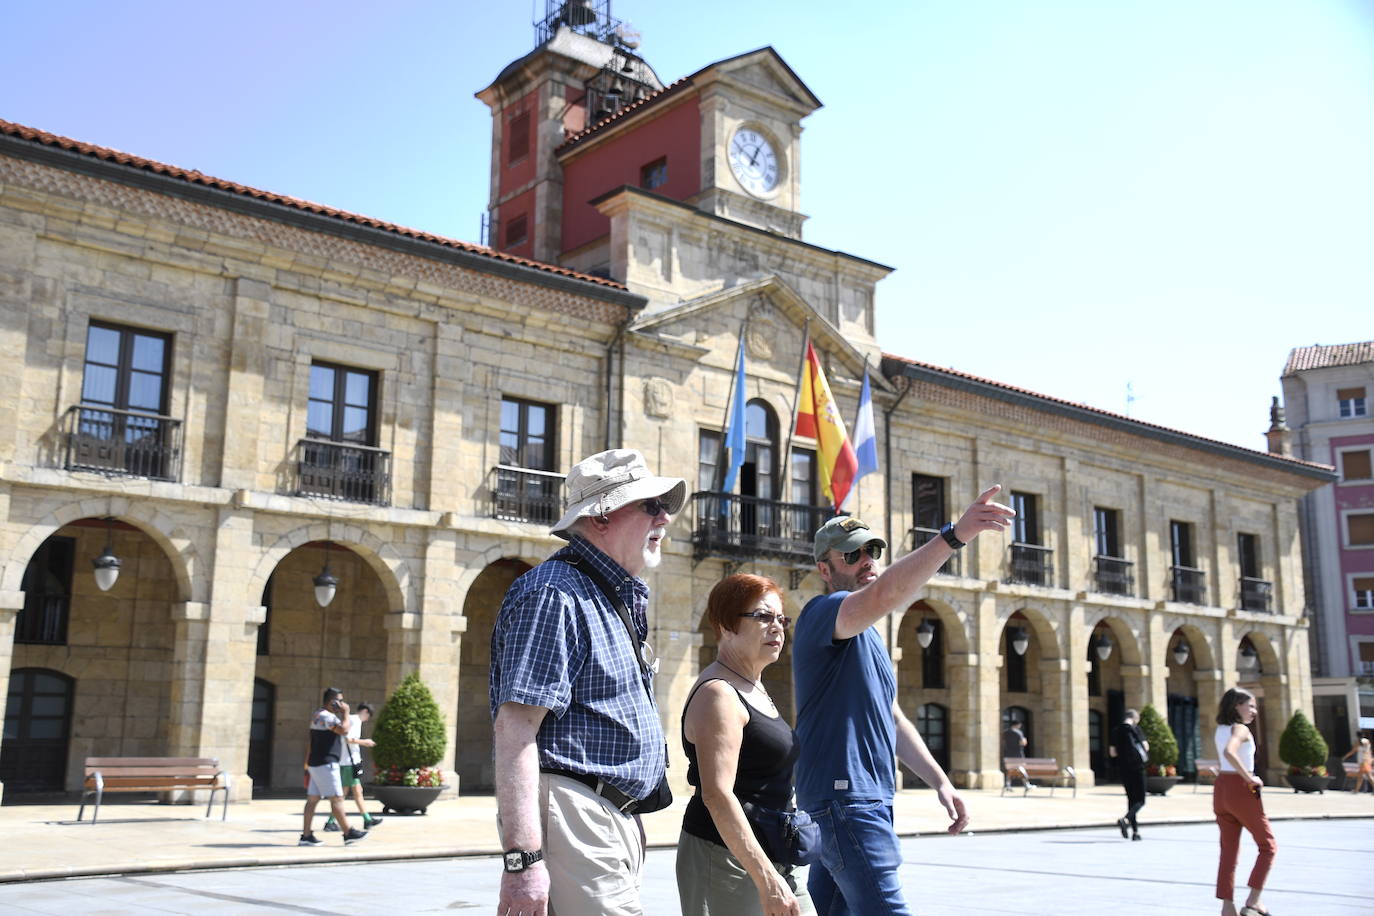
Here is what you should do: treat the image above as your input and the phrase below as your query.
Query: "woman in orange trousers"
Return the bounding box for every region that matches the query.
[1212,687,1276,916]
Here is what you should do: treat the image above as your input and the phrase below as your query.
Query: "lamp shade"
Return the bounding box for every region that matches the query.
[1008,625,1029,656]
[313,565,338,608]
[1238,643,1258,671]
[92,546,121,591]
[1172,641,1190,666]
[916,618,935,649]
[1093,631,1113,661]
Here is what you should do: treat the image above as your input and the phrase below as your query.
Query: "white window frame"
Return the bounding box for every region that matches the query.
[1350,573,1374,612]
[1338,391,1368,419]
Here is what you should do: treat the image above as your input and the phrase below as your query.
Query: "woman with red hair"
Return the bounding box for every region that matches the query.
[676,574,813,915]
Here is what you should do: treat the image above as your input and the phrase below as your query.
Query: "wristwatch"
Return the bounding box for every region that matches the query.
[503,848,544,873]
[939,522,966,550]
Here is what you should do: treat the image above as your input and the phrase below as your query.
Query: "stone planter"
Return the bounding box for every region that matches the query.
[1145,775,1181,795]
[1284,773,1331,794]
[369,783,445,815]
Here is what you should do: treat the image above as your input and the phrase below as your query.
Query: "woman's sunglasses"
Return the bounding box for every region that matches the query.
[738,611,792,628]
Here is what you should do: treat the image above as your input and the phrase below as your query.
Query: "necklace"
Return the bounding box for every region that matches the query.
[716,658,766,693]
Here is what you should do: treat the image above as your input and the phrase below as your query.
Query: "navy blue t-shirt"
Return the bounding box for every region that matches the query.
[791,591,897,810]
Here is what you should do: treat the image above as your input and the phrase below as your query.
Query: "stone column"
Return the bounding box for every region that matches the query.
[0,591,23,805]
[1259,671,1292,784]
[945,652,983,788]
[969,591,1005,789]
[1064,604,1095,786]
[1119,664,1151,713]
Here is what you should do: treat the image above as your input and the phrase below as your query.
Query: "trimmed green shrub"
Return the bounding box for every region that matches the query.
[1139,704,1178,775]
[1278,710,1328,775]
[371,673,447,785]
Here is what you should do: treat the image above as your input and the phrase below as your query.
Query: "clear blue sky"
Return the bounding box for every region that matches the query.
[6,1,1372,451]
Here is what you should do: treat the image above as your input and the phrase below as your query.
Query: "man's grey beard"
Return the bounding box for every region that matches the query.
[642,527,666,569]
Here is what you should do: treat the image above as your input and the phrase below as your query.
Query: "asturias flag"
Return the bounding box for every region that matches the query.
[795,341,858,511]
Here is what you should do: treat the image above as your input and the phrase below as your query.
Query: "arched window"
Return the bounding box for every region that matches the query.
[916,703,950,773]
[1,668,75,792]
[248,678,275,789]
[1088,709,1105,780]
[743,400,777,500]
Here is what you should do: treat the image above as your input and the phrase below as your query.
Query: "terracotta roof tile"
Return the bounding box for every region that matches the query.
[0,118,627,292]
[1283,341,1374,376]
[882,351,1332,473]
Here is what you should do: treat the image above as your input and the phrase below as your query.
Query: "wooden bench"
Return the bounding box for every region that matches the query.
[79,756,230,824]
[1001,757,1076,797]
[1193,758,1221,792]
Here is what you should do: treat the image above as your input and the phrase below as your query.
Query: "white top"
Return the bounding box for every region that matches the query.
[1215,724,1254,773]
[346,715,363,766]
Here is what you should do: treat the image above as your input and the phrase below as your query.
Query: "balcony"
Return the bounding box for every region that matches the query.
[1092,556,1134,596]
[690,491,833,565]
[487,465,563,525]
[1170,565,1206,604]
[1006,542,1053,587]
[911,527,962,576]
[63,405,181,481]
[1239,577,1273,613]
[294,438,391,506]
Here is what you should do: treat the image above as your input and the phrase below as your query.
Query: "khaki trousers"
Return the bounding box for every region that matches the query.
[540,773,646,916]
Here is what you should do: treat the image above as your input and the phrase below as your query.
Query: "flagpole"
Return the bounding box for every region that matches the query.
[715,323,746,493]
[780,319,810,513]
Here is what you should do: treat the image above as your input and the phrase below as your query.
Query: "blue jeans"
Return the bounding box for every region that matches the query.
[806,800,910,915]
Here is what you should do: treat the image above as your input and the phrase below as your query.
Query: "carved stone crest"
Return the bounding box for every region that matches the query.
[746,317,775,361]
[644,377,673,418]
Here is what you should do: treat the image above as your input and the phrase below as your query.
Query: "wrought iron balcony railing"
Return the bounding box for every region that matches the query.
[691,491,834,565]
[1239,576,1273,613]
[294,438,391,506]
[1092,555,1134,597]
[1006,542,1053,587]
[63,404,182,481]
[487,465,564,525]
[1170,565,1206,604]
[911,526,962,576]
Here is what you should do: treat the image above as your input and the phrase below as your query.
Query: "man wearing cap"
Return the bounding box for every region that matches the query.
[793,485,1014,914]
[491,448,686,916]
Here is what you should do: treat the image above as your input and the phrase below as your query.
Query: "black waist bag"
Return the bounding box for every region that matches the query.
[741,801,822,865]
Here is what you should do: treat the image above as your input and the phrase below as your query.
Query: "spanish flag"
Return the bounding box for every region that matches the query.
[794,341,858,511]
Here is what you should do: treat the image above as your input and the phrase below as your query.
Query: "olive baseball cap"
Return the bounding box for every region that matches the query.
[813,516,887,562]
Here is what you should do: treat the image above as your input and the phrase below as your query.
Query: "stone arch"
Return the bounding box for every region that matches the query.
[1082,612,1145,667]
[457,557,533,794]
[1237,629,1282,675]
[997,606,1065,764]
[248,521,410,613]
[2,497,201,602]
[998,604,1061,659]
[1165,620,1218,672]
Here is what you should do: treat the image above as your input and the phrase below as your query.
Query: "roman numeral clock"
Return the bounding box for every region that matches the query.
[728,127,780,198]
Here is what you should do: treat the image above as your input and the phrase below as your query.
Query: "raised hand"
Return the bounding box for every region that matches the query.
[952,484,1015,543]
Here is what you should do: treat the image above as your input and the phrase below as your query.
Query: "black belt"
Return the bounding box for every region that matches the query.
[541,768,641,814]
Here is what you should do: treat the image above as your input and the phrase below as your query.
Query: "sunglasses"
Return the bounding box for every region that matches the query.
[841,543,884,565]
[739,611,792,628]
[640,498,671,517]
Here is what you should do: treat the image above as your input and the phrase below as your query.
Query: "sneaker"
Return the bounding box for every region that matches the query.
[323,820,340,832]
[1117,817,1129,839]
[363,816,383,828]
[343,828,369,845]
[1131,833,1142,841]
[298,833,323,847]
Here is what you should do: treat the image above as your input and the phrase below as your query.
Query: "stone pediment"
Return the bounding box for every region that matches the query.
[698,47,822,115]
[631,275,882,388]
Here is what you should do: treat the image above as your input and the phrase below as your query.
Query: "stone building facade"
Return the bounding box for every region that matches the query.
[0,19,1334,803]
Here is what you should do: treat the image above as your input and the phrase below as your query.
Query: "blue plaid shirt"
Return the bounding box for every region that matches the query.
[489,536,666,800]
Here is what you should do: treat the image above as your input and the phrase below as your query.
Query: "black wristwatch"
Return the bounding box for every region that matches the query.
[503,848,544,873]
[939,522,966,550]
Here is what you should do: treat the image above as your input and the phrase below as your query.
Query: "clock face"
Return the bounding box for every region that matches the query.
[728,127,780,197]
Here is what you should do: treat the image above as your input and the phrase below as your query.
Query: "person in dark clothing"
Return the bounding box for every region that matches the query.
[1109,708,1149,840]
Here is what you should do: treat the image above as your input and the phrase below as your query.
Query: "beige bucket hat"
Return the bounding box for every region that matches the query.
[551,448,687,540]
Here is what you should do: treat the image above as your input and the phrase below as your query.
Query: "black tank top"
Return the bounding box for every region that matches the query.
[681,678,800,846]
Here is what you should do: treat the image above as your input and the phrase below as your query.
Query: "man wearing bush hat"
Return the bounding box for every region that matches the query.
[793,486,1014,914]
[491,448,685,916]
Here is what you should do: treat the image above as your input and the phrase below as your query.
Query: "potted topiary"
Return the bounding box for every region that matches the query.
[1139,704,1181,795]
[1279,710,1330,793]
[368,672,450,814]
